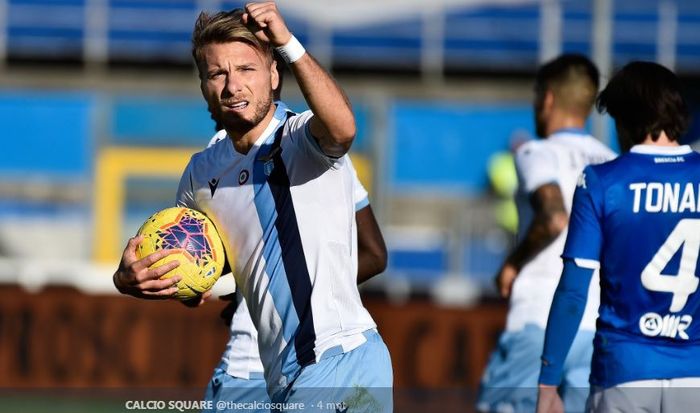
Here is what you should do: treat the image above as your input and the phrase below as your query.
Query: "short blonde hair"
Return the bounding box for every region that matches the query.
[536,54,599,118]
[191,9,274,75]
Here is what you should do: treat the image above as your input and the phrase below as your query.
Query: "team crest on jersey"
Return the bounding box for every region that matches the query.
[264,160,275,176]
[238,169,249,185]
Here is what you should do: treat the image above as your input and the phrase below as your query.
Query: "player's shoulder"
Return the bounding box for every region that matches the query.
[514,139,550,161]
[685,149,700,166]
[581,135,616,156]
[551,132,615,157]
[585,152,638,184]
[515,138,543,154]
[281,109,312,139]
[188,131,229,170]
[587,154,623,171]
[514,139,557,171]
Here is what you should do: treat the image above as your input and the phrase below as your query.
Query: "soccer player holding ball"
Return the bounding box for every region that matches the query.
[205,170,385,413]
[537,62,700,413]
[113,2,392,411]
[199,54,387,413]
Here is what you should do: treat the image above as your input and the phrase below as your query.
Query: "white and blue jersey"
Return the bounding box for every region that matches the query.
[508,129,614,332]
[562,144,700,387]
[215,161,371,382]
[478,129,613,413]
[176,102,377,393]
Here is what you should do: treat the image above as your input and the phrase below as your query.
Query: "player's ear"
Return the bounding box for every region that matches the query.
[544,90,555,112]
[270,59,279,93]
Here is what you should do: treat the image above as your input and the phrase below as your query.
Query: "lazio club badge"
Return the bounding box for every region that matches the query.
[264,159,275,176]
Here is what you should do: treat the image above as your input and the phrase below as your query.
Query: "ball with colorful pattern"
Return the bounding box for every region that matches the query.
[136,207,226,300]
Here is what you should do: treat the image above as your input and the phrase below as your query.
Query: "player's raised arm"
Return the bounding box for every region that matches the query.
[243,2,355,157]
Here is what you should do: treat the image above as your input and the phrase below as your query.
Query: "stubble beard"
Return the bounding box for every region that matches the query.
[219,92,274,135]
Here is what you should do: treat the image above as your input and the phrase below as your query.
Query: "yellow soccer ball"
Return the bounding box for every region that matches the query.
[135,207,225,300]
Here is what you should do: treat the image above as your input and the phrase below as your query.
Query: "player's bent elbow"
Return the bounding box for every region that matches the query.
[374,245,388,274]
[378,256,388,274]
[369,242,388,276]
[328,124,356,149]
[321,132,355,157]
[335,136,355,154]
[311,117,356,156]
[328,113,356,143]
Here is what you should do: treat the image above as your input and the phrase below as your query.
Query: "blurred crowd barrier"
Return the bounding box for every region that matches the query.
[0,286,506,409]
[0,287,228,388]
[3,0,700,76]
[4,0,700,300]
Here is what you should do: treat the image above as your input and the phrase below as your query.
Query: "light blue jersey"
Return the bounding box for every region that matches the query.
[177,102,389,407]
[562,144,700,387]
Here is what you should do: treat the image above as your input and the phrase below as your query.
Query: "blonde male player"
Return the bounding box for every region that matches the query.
[205,120,386,412]
[113,3,392,411]
[205,157,386,412]
[477,54,615,413]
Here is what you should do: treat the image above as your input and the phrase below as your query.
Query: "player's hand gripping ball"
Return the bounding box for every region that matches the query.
[136,207,225,300]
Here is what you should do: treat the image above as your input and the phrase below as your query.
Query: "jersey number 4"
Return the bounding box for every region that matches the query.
[642,218,700,312]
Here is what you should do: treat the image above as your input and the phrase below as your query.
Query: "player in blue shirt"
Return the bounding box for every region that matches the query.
[537,61,700,413]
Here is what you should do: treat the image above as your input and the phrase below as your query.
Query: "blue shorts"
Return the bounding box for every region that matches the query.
[271,330,393,413]
[476,324,593,413]
[203,362,270,413]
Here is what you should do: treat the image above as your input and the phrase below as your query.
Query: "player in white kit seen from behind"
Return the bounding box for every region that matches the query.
[477,54,615,413]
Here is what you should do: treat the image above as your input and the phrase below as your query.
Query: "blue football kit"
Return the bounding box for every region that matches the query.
[540,144,700,388]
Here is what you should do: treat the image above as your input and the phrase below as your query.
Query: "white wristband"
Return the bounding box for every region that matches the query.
[275,35,306,64]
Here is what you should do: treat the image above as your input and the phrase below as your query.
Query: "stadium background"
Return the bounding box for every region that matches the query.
[1,0,700,411]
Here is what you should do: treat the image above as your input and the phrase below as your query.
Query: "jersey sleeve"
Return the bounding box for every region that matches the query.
[286,110,344,170]
[346,155,369,211]
[539,259,595,385]
[175,158,197,209]
[515,142,559,193]
[562,166,605,268]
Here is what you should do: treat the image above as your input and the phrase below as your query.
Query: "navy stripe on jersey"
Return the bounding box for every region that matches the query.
[267,116,317,368]
[251,117,300,379]
[251,113,316,373]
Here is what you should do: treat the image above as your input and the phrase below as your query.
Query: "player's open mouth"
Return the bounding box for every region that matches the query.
[224,101,248,111]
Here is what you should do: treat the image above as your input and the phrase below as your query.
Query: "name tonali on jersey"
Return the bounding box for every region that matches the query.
[630,182,700,213]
